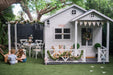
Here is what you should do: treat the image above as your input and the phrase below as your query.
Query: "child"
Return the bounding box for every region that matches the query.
[0,48,18,64]
[16,49,27,63]
[8,49,18,65]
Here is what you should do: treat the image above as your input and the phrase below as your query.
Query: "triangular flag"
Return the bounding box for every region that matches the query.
[80,21,83,26]
[97,22,100,26]
[84,22,87,26]
[101,22,104,25]
[88,22,92,26]
[92,22,96,26]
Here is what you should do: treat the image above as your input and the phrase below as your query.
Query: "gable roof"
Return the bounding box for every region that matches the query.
[42,4,87,22]
[71,9,113,22]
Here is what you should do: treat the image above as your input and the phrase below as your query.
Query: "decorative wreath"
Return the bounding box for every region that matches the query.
[83,32,91,40]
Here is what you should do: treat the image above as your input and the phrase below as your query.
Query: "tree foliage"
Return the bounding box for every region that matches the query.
[20,0,73,21]
[0,6,15,47]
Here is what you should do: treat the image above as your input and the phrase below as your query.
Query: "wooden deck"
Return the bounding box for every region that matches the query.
[46,58,108,65]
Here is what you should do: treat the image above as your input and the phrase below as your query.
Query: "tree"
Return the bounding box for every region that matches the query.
[0,6,15,48]
[20,0,73,21]
[20,0,33,21]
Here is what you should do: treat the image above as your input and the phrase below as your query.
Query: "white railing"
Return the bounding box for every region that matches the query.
[98,46,107,63]
[45,49,86,62]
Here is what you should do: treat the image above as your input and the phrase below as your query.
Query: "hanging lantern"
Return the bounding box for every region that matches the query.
[88,22,92,26]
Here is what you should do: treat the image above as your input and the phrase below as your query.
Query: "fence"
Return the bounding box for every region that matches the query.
[10,23,44,47]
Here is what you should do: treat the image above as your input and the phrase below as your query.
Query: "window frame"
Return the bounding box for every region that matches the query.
[72,10,76,14]
[55,28,71,40]
[81,27,93,46]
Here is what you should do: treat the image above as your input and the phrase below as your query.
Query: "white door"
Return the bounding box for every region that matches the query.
[81,28,95,58]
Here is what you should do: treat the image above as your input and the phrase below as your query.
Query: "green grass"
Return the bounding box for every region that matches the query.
[0,56,113,75]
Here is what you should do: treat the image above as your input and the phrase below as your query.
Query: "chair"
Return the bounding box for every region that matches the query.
[20,39,27,45]
[32,44,43,59]
[20,39,28,49]
[35,40,42,44]
[17,43,26,55]
[32,40,43,59]
[19,39,27,55]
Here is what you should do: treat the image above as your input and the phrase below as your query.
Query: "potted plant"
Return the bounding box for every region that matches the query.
[73,43,80,49]
[94,43,101,58]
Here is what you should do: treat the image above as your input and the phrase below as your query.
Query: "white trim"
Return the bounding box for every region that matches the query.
[42,4,87,22]
[106,21,110,62]
[71,9,113,22]
[8,22,11,51]
[75,21,78,54]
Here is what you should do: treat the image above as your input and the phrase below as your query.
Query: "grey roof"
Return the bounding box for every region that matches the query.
[42,4,87,22]
[71,9,113,22]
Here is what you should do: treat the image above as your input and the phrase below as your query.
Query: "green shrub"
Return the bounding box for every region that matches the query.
[94,43,101,49]
[73,43,80,49]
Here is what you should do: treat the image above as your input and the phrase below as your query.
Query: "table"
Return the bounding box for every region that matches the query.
[23,43,37,57]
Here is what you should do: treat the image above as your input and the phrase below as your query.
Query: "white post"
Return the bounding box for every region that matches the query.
[8,22,11,51]
[106,21,110,62]
[75,21,78,55]
[83,50,86,62]
[98,47,101,62]
[15,22,18,51]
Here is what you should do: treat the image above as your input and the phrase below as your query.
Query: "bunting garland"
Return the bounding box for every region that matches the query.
[80,21,83,26]
[84,22,87,26]
[79,21,104,27]
[88,22,92,26]
[96,22,100,26]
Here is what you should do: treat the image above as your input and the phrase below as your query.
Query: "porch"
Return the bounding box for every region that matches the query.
[45,20,109,64]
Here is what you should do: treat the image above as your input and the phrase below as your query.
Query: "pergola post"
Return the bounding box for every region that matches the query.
[106,21,110,62]
[75,21,78,54]
[15,22,18,51]
[8,22,11,51]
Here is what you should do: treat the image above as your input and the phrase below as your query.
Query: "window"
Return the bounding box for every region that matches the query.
[47,20,50,24]
[55,28,70,39]
[91,13,94,17]
[72,10,76,14]
[81,28,93,46]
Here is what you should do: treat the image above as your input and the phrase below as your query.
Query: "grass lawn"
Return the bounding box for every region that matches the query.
[0,56,113,75]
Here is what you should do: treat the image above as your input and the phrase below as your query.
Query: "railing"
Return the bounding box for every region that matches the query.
[98,46,108,63]
[45,49,86,63]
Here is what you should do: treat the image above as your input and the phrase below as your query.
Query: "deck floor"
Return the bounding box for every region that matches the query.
[46,58,104,65]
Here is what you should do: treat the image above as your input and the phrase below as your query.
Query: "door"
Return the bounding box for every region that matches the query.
[81,28,95,58]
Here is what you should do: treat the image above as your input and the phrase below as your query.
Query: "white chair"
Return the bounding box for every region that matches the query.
[35,40,42,44]
[20,39,27,44]
[20,39,28,48]
[32,44,43,59]
[17,43,26,55]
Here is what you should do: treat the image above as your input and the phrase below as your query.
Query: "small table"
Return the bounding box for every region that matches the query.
[23,43,37,57]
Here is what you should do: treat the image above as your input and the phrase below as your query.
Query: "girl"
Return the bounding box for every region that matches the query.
[16,49,27,63]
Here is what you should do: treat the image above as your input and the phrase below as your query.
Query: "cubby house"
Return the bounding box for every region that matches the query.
[43,4,113,64]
